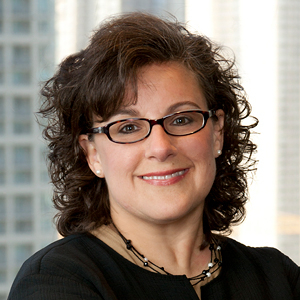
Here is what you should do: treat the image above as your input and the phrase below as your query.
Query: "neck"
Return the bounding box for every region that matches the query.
[109,213,210,277]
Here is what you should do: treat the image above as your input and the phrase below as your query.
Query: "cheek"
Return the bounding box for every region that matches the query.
[183,131,216,160]
[99,146,139,183]
[182,133,217,180]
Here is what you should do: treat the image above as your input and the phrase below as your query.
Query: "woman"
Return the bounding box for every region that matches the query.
[8,12,299,299]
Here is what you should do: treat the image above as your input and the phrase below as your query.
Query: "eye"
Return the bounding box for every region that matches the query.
[171,115,193,126]
[117,121,143,134]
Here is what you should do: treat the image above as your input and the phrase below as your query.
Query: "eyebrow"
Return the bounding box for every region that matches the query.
[110,101,202,119]
[166,101,202,114]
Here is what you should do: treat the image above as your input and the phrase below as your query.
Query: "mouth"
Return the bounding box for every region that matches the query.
[139,169,189,186]
[142,169,187,180]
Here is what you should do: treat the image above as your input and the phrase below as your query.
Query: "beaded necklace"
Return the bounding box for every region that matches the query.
[113,224,222,286]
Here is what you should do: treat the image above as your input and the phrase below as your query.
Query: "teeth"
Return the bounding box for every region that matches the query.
[142,170,185,180]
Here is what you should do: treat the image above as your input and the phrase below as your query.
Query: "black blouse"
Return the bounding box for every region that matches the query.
[8,233,300,299]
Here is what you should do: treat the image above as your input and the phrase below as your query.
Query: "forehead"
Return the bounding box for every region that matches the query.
[122,62,206,112]
[95,62,207,123]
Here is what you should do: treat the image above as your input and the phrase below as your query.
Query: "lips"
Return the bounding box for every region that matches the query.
[139,169,188,186]
[142,169,186,180]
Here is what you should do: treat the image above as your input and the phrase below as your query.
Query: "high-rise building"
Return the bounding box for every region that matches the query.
[276,0,300,264]
[206,0,300,264]
[0,0,56,298]
[121,0,185,21]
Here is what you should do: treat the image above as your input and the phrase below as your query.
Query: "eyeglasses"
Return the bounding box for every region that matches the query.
[85,109,216,144]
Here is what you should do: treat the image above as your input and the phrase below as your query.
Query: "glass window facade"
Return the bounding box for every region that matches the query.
[0,96,4,134]
[0,245,7,283]
[12,0,31,15]
[1,0,56,296]
[13,146,32,184]
[14,195,33,233]
[0,147,4,184]
[13,45,30,66]
[0,0,3,33]
[0,196,5,233]
[13,96,32,134]
[0,46,3,84]
[12,45,31,85]
[38,45,53,80]
[13,244,33,276]
[38,0,50,13]
[38,20,49,34]
[12,20,31,34]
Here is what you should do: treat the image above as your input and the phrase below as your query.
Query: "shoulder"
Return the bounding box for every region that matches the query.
[8,233,117,300]
[201,237,300,299]
[224,237,297,266]
[223,237,300,291]
[17,234,99,275]
[16,232,122,280]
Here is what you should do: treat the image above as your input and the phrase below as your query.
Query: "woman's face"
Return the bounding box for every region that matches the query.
[81,62,224,226]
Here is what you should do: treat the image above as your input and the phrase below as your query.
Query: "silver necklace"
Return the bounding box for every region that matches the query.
[113,223,222,286]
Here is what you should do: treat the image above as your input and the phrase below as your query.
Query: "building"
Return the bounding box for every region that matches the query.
[205,0,300,264]
[0,0,56,298]
[276,0,300,263]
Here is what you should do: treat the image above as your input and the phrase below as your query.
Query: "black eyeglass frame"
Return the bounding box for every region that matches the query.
[85,109,216,144]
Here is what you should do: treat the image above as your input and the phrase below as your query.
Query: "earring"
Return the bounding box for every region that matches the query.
[217,150,222,156]
[96,170,101,175]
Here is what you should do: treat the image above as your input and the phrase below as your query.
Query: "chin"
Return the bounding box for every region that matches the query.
[144,206,201,225]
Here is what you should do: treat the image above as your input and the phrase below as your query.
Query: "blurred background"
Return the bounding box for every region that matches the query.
[0,0,299,298]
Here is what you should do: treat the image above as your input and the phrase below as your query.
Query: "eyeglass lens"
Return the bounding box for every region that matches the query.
[108,111,205,143]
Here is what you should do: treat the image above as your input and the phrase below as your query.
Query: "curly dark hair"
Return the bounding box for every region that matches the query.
[39,12,258,239]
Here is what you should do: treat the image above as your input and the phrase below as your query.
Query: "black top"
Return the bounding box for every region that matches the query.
[8,233,300,299]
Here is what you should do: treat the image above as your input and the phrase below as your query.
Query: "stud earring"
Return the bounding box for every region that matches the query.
[217,150,222,156]
[96,170,101,175]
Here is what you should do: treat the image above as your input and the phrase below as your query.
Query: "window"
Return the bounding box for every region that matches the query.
[14,195,33,233]
[13,146,32,184]
[13,244,33,276]
[40,146,49,183]
[40,193,54,232]
[38,20,49,34]
[13,146,31,166]
[38,45,53,80]
[12,45,31,85]
[0,196,5,234]
[0,1,3,34]
[0,46,3,84]
[0,147,4,184]
[13,46,30,67]
[12,70,31,85]
[0,245,7,283]
[38,0,50,14]
[12,20,31,34]
[12,0,31,15]
[0,97,4,134]
[0,0,2,33]
[13,96,32,134]
[15,244,33,263]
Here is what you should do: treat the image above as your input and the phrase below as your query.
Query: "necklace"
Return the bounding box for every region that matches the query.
[112,223,222,286]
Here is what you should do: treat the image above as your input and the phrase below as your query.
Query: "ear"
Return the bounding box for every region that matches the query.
[78,135,105,178]
[213,109,225,158]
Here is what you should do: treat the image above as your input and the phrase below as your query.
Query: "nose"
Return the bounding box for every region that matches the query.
[144,124,177,162]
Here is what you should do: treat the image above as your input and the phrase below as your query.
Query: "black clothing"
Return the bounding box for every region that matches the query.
[8,233,300,299]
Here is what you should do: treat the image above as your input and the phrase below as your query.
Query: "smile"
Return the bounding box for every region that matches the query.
[142,169,187,180]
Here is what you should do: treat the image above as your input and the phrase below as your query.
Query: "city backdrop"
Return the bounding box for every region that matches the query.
[0,0,299,298]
